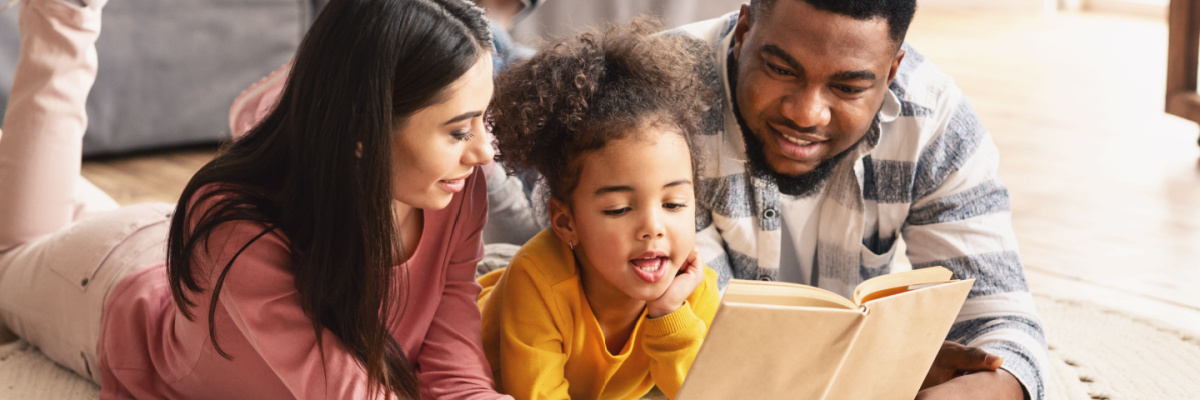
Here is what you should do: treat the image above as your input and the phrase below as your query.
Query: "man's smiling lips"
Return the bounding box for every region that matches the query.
[767,122,825,161]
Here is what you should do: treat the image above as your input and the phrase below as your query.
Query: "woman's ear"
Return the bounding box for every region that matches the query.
[548,197,577,246]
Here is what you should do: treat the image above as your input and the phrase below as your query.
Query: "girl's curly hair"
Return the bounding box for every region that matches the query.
[489,18,714,203]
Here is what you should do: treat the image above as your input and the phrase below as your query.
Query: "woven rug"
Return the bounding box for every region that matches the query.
[1,295,1195,399]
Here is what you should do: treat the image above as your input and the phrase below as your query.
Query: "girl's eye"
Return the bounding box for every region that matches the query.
[602,207,630,216]
[451,129,475,142]
[663,202,689,211]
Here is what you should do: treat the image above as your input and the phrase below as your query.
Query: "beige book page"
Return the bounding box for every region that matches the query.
[852,266,954,305]
[821,279,974,400]
[678,302,865,400]
[724,279,857,309]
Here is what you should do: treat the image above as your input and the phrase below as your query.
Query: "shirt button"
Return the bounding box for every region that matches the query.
[762,208,778,219]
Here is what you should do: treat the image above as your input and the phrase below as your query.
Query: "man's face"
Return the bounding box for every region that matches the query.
[732,0,905,177]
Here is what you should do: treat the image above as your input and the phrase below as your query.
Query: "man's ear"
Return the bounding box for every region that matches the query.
[733,3,754,56]
[886,48,907,85]
[548,197,577,247]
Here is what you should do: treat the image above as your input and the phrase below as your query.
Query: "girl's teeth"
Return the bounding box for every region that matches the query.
[633,258,663,272]
[784,136,812,146]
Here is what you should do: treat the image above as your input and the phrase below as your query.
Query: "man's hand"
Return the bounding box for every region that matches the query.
[917,341,1025,400]
[646,250,704,318]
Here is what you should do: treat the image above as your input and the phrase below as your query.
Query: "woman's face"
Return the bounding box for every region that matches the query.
[390,55,495,211]
[559,127,697,303]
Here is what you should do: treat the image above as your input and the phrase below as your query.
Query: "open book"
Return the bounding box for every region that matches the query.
[676,266,974,400]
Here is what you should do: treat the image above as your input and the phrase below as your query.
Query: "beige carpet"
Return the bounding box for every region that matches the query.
[1,295,1194,399]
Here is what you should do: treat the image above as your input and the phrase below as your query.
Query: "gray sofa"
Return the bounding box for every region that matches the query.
[0,0,327,156]
[0,0,741,156]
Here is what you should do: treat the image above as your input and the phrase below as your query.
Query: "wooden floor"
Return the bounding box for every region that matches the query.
[81,10,1200,333]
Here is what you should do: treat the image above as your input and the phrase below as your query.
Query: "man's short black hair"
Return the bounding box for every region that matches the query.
[750,0,916,45]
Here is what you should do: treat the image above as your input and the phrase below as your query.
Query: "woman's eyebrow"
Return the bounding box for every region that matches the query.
[444,111,483,125]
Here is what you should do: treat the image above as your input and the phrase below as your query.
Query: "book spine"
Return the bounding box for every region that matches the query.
[816,306,870,400]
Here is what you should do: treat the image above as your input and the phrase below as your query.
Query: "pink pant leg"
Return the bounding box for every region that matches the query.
[0,0,102,251]
[228,60,291,139]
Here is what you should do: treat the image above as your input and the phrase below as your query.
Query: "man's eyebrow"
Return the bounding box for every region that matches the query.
[762,44,803,73]
[444,111,483,125]
[831,70,877,82]
[762,44,877,83]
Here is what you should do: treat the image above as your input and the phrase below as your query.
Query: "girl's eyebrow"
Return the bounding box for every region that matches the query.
[594,180,693,196]
[443,111,483,125]
[664,179,692,188]
[594,185,634,196]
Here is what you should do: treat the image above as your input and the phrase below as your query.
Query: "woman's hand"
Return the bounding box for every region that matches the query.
[646,250,705,318]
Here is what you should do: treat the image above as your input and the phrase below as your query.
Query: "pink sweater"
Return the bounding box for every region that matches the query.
[96,171,508,400]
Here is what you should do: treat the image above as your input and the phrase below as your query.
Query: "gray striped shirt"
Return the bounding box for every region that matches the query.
[673,12,1048,399]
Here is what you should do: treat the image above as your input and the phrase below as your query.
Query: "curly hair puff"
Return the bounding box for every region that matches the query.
[488,18,714,204]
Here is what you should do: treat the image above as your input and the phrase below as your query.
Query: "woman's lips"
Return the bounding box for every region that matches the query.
[439,178,466,193]
[439,171,473,193]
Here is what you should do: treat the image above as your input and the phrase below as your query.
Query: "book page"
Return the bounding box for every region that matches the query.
[725,279,857,309]
[852,266,954,305]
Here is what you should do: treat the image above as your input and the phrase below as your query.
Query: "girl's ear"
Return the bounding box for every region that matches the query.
[548,197,577,246]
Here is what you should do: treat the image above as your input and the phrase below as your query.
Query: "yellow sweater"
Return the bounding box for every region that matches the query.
[478,229,720,400]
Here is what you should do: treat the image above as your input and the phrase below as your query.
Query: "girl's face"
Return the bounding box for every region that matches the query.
[554,127,697,303]
[390,55,495,211]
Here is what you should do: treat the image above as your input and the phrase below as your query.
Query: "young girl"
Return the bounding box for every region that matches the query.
[0,0,509,398]
[477,22,720,400]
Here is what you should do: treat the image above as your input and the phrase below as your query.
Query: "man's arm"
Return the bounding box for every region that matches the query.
[901,96,1048,400]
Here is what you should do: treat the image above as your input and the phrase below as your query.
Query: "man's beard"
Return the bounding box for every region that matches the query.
[739,124,859,198]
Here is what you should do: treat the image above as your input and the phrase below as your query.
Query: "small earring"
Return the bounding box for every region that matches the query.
[568,240,575,251]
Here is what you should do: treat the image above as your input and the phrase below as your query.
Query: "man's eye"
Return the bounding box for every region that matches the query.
[768,64,794,77]
[834,84,867,95]
[602,208,630,216]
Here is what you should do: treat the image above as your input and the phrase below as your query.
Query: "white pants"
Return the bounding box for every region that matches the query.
[0,0,170,385]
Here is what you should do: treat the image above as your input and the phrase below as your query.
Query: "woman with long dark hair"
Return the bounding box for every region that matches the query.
[0,0,510,398]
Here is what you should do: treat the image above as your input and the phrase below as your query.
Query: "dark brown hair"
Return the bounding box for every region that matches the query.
[165,0,491,398]
[750,0,916,45]
[488,19,713,203]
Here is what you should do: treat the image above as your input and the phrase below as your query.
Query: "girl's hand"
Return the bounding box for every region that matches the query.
[646,250,705,318]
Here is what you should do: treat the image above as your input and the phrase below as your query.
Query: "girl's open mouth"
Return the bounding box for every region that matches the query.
[630,256,669,283]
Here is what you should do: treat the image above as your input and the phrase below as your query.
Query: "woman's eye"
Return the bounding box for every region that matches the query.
[602,207,630,216]
[451,129,474,142]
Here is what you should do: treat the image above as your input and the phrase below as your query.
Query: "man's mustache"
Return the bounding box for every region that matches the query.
[767,117,820,135]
